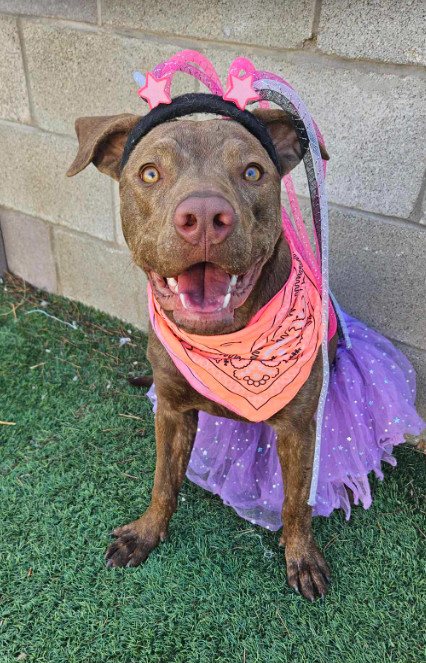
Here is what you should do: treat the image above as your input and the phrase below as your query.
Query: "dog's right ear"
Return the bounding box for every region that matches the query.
[66,114,141,181]
[252,108,329,175]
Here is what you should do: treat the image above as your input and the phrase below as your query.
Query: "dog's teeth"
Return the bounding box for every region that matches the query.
[180,293,188,309]
[223,293,231,308]
[230,274,238,286]
[167,277,178,293]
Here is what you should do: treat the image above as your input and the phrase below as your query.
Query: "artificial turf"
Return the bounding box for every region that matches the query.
[0,273,425,663]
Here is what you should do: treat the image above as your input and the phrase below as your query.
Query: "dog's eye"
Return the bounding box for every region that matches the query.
[140,166,160,183]
[243,164,263,182]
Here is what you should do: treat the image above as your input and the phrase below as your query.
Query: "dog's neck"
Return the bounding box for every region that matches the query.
[226,234,292,334]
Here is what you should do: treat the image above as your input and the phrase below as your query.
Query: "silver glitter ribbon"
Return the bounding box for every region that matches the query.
[252,79,331,506]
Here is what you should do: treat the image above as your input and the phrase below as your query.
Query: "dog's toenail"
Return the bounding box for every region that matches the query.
[106,559,114,568]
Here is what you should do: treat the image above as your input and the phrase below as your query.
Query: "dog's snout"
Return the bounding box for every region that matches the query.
[173,195,236,246]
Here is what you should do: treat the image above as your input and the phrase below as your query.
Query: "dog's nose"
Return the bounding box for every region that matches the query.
[173,195,236,246]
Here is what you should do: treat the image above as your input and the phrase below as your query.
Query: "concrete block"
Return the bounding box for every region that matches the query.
[394,342,426,423]
[56,229,149,329]
[21,20,197,136]
[0,122,114,240]
[101,0,316,49]
[0,16,31,123]
[326,206,426,352]
[0,207,56,291]
[204,45,426,218]
[318,0,426,66]
[0,0,97,23]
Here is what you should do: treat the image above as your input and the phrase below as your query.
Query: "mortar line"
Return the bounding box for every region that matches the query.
[50,221,129,252]
[386,334,426,357]
[49,220,63,296]
[96,0,102,27]
[297,196,426,234]
[111,179,125,246]
[303,0,322,48]
[0,204,123,251]
[15,16,36,127]
[0,117,77,141]
[408,167,426,223]
[311,0,323,37]
[2,12,426,78]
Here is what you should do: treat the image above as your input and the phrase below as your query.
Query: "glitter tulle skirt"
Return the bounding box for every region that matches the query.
[148,311,424,530]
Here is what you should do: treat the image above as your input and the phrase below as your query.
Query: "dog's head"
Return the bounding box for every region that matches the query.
[68,108,328,334]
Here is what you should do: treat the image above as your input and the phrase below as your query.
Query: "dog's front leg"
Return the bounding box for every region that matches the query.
[105,405,198,568]
[274,421,331,600]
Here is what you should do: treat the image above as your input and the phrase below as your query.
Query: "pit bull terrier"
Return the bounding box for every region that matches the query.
[67,108,334,601]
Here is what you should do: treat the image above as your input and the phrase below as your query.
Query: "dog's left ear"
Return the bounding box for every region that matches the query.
[66,113,141,180]
[252,108,329,175]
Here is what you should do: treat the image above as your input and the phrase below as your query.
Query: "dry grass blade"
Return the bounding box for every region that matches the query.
[119,413,144,421]
[275,603,292,637]
[120,472,139,480]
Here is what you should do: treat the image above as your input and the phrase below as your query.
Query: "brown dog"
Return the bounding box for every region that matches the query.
[67,108,335,600]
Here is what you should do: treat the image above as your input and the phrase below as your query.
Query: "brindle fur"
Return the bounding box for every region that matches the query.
[67,108,335,600]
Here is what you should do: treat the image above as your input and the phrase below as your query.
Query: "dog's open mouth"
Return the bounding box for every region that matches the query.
[149,261,263,333]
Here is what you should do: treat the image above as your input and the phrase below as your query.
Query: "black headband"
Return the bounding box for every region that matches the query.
[120,92,283,175]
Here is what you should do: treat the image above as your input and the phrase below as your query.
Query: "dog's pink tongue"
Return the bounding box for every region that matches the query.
[177,263,231,311]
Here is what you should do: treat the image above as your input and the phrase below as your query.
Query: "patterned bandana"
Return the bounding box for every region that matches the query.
[148,226,335,422]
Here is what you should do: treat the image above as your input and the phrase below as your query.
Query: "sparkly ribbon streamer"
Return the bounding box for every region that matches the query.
[252,79,330,506]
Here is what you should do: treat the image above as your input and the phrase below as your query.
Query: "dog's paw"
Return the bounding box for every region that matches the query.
[104,520,163,568]
[285,540,331,601]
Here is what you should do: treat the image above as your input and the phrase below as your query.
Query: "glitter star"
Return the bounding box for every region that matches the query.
[223,73,260,110]
[137,71,171,110]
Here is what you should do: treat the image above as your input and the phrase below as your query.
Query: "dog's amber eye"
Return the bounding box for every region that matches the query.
[140,166,160,183]
[244,164,262,182]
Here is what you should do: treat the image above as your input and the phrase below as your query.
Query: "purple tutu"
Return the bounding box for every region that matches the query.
[148,311,425,530]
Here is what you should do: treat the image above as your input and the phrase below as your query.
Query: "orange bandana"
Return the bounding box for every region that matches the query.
[148,235,329,422]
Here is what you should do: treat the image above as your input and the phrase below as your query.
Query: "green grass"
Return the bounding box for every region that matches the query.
[0,274,425,663]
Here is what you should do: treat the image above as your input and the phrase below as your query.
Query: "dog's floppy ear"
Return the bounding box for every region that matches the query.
[66,114,141,180]
[252,108,329,175]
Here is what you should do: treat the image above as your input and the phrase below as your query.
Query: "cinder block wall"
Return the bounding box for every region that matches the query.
[0,1,425,416]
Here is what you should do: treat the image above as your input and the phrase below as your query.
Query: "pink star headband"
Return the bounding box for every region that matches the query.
[134,57,260,111]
